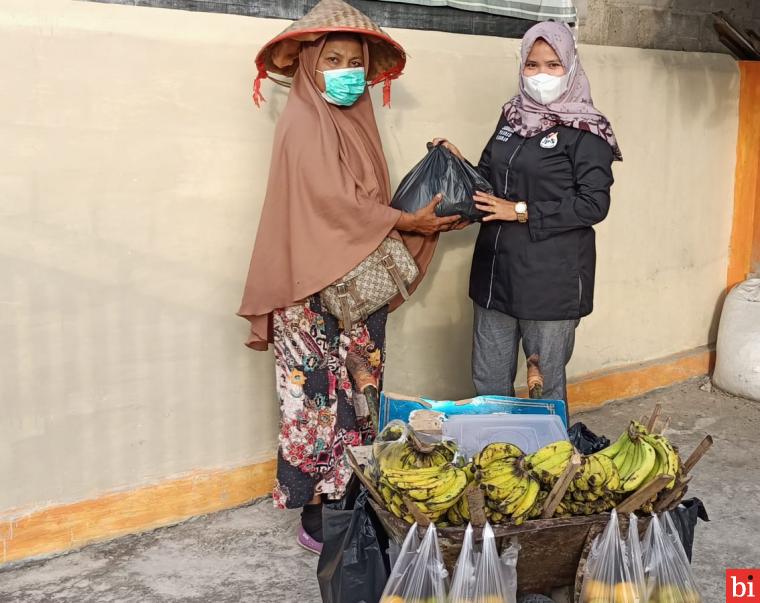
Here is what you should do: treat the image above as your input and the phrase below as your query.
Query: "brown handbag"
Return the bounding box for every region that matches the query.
[320,237,419,330]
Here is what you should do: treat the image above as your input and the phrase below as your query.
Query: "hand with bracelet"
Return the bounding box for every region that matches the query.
[430,138,527,225]
[473,191,528,223]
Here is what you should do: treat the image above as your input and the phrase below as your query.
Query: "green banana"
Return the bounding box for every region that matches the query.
[617,438,639,478]
[595,430,629,459]
[621,439,657,491]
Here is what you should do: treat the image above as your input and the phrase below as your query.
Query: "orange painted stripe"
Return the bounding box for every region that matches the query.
[515,347,713,411]
[0,459,276,565]
[1,347,714,566]
[567,347,714,413]
[727,61,760,289]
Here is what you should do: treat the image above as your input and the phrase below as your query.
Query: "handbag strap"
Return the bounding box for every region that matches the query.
[380,249,411,301]
[335,283,354,331]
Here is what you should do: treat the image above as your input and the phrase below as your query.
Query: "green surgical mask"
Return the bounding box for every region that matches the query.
[317,67,367,106]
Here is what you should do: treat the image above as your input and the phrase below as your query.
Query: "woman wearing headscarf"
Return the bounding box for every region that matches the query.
[238,0,460,554]
[436,22,622,423]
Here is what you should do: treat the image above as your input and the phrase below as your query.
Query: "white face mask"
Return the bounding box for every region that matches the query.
[522,69,573,105]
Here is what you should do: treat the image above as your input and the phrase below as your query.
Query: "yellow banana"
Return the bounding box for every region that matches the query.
[534,452,573,476]
[447,504,465,526]
[473,442,524,469]
[645,433,680,488]
[386,469,454,491]
[404,470,460,501]
[457,495,471,521]
[488,477,531,509]
[490,510,505,523]
[421,470,468,511]
[593,453,620,489]
[529,491,548,518]
[479,459,522,482]
[388,501,403,518]
[508,478,540,521]
[525,440,574,468]
[381,463,443,479]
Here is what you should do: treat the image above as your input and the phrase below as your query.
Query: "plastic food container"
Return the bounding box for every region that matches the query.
[442,413,568,457]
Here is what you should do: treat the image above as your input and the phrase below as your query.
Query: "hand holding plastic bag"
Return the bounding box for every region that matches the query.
[391,144,491,222]
[381,523,448,603]
[580,510,640,603]
[642,513,702,603]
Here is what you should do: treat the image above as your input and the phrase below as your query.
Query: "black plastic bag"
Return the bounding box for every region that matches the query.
[568,422,610,455]
[317,481,390,603]
[391,143,492,221]
[665,498,709,562]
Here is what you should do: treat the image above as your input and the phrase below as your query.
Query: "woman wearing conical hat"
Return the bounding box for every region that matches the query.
[238,0,459,553]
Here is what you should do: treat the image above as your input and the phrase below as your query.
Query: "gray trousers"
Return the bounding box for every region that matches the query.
[472,303,578,409]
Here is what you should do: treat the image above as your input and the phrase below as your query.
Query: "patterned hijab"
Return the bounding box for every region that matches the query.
[504,21,622,161]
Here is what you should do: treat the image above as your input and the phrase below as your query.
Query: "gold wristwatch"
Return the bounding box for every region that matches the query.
[515,201,528,223]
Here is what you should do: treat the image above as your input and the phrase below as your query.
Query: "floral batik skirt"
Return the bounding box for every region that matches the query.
[271,295,387,509]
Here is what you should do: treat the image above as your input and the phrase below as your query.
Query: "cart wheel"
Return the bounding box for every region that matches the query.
[517,595,554,603]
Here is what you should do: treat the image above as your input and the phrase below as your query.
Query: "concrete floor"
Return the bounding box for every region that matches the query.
[1,377,757,602]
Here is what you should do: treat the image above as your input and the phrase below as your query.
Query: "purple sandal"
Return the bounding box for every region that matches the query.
[297,526,323,555]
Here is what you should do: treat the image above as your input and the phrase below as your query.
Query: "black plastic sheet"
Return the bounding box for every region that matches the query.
[568,422,610,455]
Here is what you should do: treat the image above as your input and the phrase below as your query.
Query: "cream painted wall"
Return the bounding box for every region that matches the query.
[0,1,737,512]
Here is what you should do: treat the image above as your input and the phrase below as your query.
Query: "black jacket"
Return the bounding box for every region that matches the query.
[469,115,614,320]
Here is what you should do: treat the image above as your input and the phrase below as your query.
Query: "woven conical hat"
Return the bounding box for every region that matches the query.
[253,0,406,106]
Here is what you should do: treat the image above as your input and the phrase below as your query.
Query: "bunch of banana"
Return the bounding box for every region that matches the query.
[597,423,658,492]
[376,438,457,472]
[598,421,680,495]
[544,453,619,516]
[378,463,469,523]
[472,442,523,470]
[629,421,681,489]
[473,445,542,526]
[524,440,576,486]
[566,454,621,498]
[555,498,616,516]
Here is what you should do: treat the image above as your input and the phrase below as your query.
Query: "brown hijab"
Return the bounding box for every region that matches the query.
[238,36,436,350]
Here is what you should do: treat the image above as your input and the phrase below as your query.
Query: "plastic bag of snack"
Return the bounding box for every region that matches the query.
[580,510,640,603]
[642,513,702,603]
[380,523,448,603]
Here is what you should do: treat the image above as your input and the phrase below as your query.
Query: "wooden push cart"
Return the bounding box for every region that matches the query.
[349,404,712,600]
